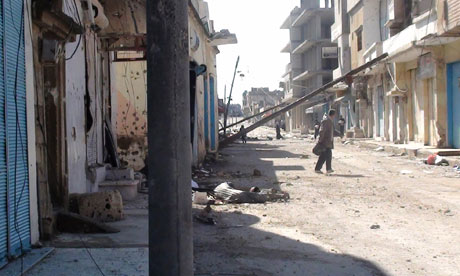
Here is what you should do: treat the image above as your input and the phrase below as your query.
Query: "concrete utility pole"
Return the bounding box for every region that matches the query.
[223,56,240,135]
[146,1,193,275]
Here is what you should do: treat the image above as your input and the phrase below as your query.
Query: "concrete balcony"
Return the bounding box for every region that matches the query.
[292,39,335,55]
[293,70,332,82]
[281,42,291,53]
[283,87,306,103]
[331,22,341,42]
[292,8,334,27]
[363,42,383,63]
[383,12,437,63]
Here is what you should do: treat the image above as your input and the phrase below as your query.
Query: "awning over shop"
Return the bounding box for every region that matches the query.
[99,0,147,51]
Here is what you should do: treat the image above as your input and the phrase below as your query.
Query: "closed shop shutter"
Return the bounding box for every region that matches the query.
[0,0,7,268]
[0,0,31,266]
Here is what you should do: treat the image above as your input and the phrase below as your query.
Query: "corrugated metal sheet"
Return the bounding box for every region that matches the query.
[2,0,31,260]
[0,0,7,268]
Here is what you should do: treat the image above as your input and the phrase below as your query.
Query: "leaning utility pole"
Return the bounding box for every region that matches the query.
[223,56,240,135]
[147,1,193,275]
[220,53,389,146]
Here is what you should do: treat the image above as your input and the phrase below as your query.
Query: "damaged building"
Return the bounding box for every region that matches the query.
[0,0,236,268]
[113,0,236,168]
[331,0,460,148]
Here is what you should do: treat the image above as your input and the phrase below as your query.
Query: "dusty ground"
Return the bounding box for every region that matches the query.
[193,127,460,276]
[20,126,459,276]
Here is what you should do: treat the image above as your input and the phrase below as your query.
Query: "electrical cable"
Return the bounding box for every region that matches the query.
[65,0,83,61]
[385,63,407,92]
[7,2,26,275]
[78,235,106,276]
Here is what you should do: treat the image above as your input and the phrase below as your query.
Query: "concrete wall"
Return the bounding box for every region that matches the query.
[349,3,363,69]
[112,5,219,168]
[65,1,88,194]
[114,59,148,170]
[362,0,380,50]
[24,0,39,244]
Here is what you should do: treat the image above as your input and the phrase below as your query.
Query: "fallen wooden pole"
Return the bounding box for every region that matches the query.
[220,53,389,146]
[219,103,287,132]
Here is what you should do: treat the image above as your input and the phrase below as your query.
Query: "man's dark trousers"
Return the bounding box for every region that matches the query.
[315,148,332,171]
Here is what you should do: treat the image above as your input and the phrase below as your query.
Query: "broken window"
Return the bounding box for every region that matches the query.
[356,29,363,51]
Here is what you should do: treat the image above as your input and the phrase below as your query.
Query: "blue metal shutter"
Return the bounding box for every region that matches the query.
[209,77,216,151]
[204,76,209,144]
[0,0,8,268]
[3,0,30,258]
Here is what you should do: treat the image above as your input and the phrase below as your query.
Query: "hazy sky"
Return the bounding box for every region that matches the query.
[207,0,299,106]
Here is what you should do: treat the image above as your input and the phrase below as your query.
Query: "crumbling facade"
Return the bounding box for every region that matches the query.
[242,88,284,125]
[332,0,460,148]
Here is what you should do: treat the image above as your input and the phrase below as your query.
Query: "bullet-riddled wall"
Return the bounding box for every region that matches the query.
[114,57,148,171]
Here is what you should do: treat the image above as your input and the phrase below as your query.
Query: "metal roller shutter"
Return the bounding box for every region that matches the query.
[1,0,30,264]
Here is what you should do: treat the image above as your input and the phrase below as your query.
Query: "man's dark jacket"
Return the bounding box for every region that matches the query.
[318,116,341,149]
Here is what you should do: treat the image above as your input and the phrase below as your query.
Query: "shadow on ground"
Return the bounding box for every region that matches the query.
[194,207,389,276]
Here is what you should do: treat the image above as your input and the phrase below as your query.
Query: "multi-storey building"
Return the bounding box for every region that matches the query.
[281,0,338,133]
[332,0,460,148]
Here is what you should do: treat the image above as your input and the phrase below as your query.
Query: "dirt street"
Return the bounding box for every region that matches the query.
[193,127,460,276]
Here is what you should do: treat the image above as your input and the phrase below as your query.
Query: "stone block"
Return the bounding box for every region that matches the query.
[106,168,135,181]
[99,180,139,201]
[70,191,124,222]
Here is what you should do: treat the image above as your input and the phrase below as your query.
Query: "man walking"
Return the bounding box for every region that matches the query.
[276,121,283,140]
[338,115,346,136]
[315,109,342,174]
[314,120,320,140]
[240,125,247,144]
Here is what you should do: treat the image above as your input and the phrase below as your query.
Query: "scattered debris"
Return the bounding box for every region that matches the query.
[400,170,412,175]
[253,169,262,177]
[193,192,209,205]
[375,147,385,152]
[370,224,381,230]
[213,182,289,204]
[425,154,450,166]
[191,180,199,189]
[194,204,216,225]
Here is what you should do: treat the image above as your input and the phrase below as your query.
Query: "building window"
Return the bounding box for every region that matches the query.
[356,29,363,51]
[379,0,389,40]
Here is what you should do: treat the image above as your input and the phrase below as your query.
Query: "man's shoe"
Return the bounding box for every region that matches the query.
[326,169,334,174]
[315,170,323,174]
